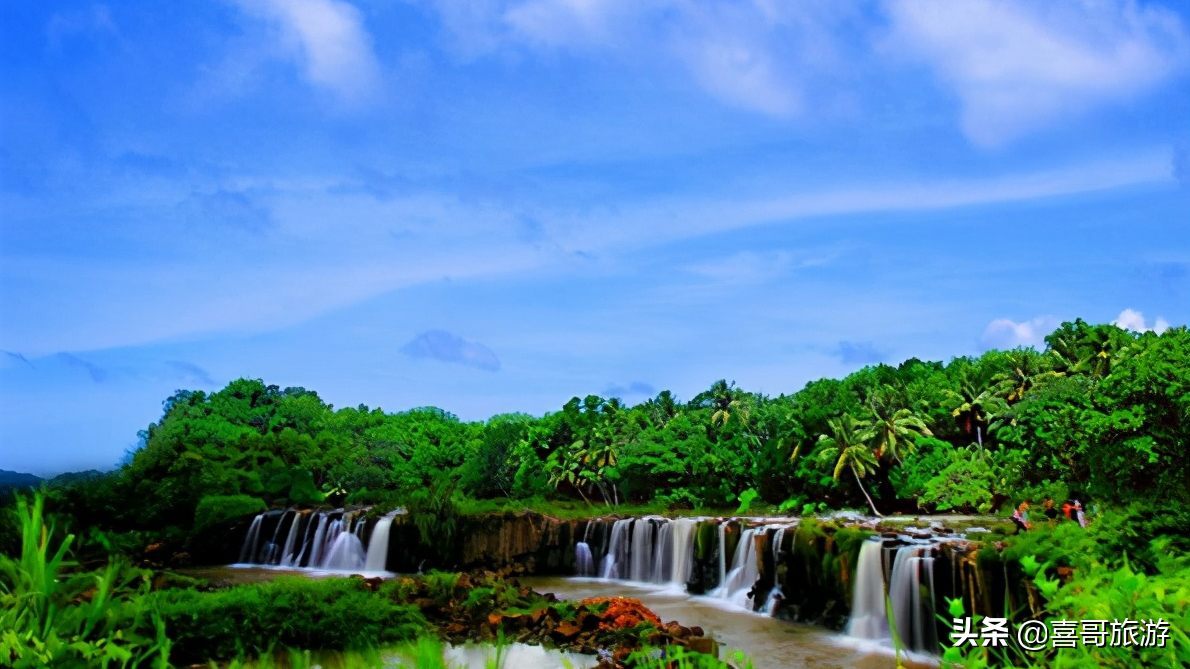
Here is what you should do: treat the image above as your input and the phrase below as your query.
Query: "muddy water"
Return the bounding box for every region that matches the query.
[523,577,933,669]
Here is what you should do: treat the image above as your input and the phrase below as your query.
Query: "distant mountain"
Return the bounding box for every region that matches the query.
[0,469,43,491]
[47,470,108,486]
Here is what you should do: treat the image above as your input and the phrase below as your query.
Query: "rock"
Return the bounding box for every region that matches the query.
[444,623,468,636]
[688,626,704,637]
[686,637,718,658]
[549,621,582,643]
[665,621,690,639]
[577,611,600,631]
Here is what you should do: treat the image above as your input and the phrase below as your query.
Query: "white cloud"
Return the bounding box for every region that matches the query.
[981,315,1061,349]
[883,0,1190,147]
[1112,308,1170,333]
[231,0,380,103]
[427,0,853,116]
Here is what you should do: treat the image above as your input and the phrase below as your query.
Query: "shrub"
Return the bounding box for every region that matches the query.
[152,576,428,664]
[193,495,267,534]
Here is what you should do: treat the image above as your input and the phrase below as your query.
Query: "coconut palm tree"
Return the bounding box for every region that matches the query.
[944,379,1008,448]
[991,349,1061,403]
[863,387,933,463]
[815,414,882,516]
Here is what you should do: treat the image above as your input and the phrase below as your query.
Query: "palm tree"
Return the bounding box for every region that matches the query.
[991,350,1061,403]
[815,414,882,516]
[944,379,1008,448]
[864,388,932,463]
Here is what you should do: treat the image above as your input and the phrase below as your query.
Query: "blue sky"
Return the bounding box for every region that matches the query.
[2,0,1188,476]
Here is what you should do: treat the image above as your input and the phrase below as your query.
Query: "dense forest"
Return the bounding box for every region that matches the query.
[26,318,1187,540]
[2,317,1188,669]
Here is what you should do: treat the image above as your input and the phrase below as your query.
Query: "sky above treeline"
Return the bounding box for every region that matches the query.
[2,0,1189,476]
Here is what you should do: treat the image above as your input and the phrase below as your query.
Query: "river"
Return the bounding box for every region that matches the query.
[521,576,932,669]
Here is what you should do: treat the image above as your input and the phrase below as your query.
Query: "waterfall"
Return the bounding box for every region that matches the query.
[297,513,326,567]
[323,531,366,571]
[651,520,673,584]
[713,527,761,608]
[600,519,632,579]
[889,545,938,654]
[669,519,697,585]
[630,519,656,581]
[575,542,595,576]
[238,514,264,563]
[848,538,890,641]
[363,514,396,571]
[717,522,727,589]
[279,512,305,567]
[263,510,294,564]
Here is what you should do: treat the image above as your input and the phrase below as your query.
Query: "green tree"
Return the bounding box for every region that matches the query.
[814,414,882,516]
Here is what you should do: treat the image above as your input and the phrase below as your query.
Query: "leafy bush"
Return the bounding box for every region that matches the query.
[194,494,267,533]
[152,576,428,664]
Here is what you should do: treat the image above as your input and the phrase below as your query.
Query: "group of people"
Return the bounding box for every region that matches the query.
[1010,497,1088,533]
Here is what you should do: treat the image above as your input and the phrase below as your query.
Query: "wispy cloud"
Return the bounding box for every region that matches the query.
[833,341,885,366]
[165,360,215,385]
[603,381,655,398]
[430,0,854,116]
[229,0,381,104]
[194,189,272,233]
[46,4,119,51]
[981,315,1061,349]
[1112,308,1170,334]
[400,330,501,371]
[56,352,109,382]
[2,351,33,368]
[883,0,1190,146]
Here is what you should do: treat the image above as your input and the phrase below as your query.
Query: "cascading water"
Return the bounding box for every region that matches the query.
[323,531,366,570]
[713,527,761,608]
[235,508,394,572]
[889,545,938,654]
[848,538,890,641]
[363,513,397,571]
[575,542,595,576]
[629,519,656,582]
[279,512,305,567]
[599,519,632,579]
[651,520,673,584]
[669,519,697,585]
[717,522,727,589]
[238,514,263,563]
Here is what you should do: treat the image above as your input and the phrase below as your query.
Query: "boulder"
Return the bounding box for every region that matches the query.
[549,621,582,643]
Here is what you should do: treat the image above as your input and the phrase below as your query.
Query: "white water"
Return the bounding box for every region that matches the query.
[323,531,366,571]
[238,514,263,563]
[364,514,396,571]
[279,512,304,567]
[575,541,595,576]
[713,527,762,609]
[300,513,327,567]
[629,518,655,581]
[599,519,632,579]
[669,518,697,585]
[651,520,673,583]
[847,539,890,641]
[889,545,937,653]
[236,509,396,573]
[717,521,728,589]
